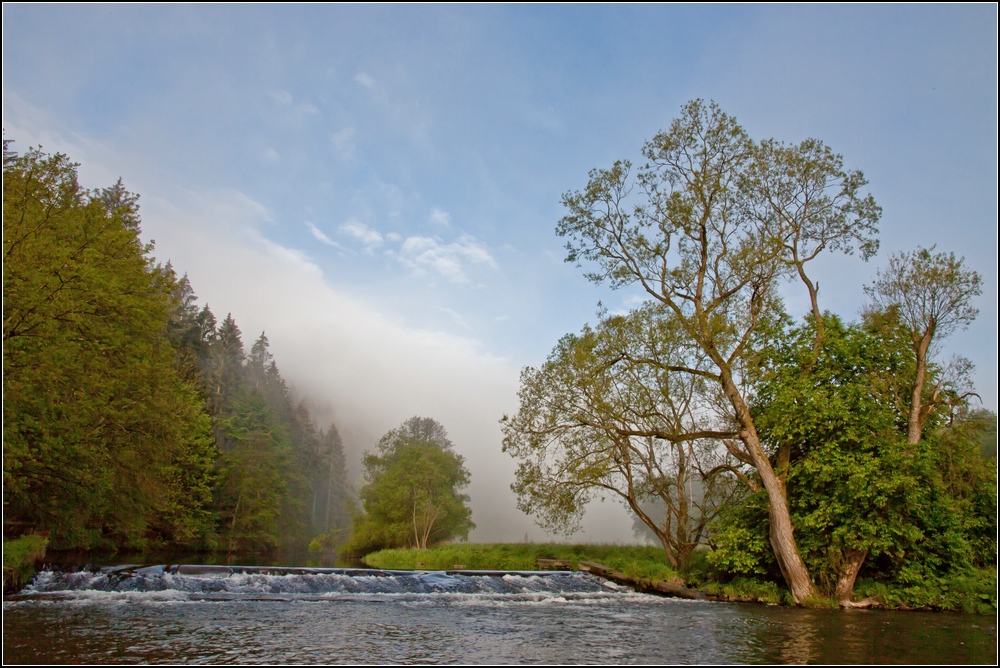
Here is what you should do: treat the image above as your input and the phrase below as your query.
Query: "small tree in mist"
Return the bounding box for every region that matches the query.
[345,417,474,555]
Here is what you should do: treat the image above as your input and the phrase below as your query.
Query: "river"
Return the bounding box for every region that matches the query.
[3,566,996,664]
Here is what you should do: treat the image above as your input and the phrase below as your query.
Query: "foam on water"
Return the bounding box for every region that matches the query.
[13,565,660,607]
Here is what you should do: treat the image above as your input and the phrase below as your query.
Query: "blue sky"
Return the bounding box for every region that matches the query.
[4,5,996,542]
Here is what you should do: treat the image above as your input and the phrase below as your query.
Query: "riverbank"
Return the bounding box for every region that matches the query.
[362,543,680,585]
[362,543,998,613]
[3,535,47,593]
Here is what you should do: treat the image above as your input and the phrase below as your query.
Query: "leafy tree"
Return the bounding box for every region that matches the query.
[538,100,879,602]
[3,141,216,549]
[502,304,741,568]
[745,137,881,367]
[347,418,473,554]
[864,247,983,445]
[710,314,996,601]
[711,315,915,599]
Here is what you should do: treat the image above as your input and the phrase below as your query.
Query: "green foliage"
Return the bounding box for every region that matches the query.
[2,535,47,592]
[345,418,473,555]
[708,312,997,607]
[706,491,774,578]
[3,142,216,550]
[854,568,997,615]
[3,141,354,558]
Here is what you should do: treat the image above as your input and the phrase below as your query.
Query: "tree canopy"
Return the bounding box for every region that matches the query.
[347,417,473,554]
[3,141,216,549]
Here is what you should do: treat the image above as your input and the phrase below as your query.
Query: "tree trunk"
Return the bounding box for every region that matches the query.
[834,549,868,602]
[908,323,934,446]
[720,369,815,604]
[794,260,824,374]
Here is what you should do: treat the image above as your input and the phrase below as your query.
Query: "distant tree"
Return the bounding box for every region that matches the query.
[347,418,473,554]
[377,416,455,452]
[316,423,352,536]
[864,247,983,445]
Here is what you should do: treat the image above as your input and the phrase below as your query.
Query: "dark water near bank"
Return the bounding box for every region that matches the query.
[4,566,996,664]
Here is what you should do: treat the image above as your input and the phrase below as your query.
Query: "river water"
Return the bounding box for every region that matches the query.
[3,566,996,664]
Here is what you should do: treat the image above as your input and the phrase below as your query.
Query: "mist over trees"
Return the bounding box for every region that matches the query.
[3,141,352,554]
[502,100,995,604]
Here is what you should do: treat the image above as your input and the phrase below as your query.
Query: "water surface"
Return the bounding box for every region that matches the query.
[4,567,995,664]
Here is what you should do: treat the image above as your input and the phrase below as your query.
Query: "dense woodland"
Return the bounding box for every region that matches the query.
[3,141,352,555]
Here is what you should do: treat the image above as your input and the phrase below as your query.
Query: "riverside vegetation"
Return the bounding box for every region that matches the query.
[4,141,353,578]
[4,100,997,614]
[364,543,996,614]
[500,100,996,610]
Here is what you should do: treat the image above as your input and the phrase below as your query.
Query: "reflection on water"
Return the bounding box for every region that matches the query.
[3,567,996,664]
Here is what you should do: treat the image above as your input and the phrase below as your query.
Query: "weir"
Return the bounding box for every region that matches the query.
[10,564,642,603]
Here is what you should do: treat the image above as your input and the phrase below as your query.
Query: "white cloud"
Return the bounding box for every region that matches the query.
[438,306,473,331]
[354,72,376,88]
[429,207,451,227]
[397,234,497,283]
[339,219,383,248]
[329,127,356,160]
[306,221,343,248]
[262,148,280,162]
[385,232,402,242]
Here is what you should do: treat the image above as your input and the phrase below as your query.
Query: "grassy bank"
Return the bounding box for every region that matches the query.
[3,535,48,593]
[362,543,679,584]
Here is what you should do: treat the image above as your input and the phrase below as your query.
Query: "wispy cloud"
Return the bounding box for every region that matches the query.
[396,234,496,284]
[306,221,344,249]
[429,207,451,227]
[438,306,474,331]
[339,219,384,248]
[267,88,319,119]
[354,72,376,88]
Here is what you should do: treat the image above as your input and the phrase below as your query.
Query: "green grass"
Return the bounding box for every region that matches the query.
[362,542,679,584]
[697,577,793,605]
[3,534,47,593]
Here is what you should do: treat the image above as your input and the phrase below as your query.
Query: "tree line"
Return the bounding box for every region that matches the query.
[501,100,996,605]
[3,140,352,555]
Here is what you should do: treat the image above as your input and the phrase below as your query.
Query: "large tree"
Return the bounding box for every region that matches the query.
[541,100,880,603]
[711,313,995,602]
